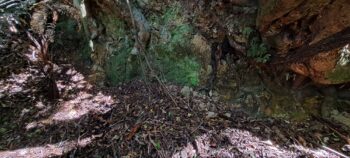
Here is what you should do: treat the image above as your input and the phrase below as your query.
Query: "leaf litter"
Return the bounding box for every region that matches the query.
[0,62,349,158]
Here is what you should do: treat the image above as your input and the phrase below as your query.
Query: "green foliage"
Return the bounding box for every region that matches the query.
[149,3,193,49]
[101,17,128,39]
[243,27,271,63]
[153,141,161,150]
[326,65,350,84]
[153,23,193,54]
[155,55,200,86]
[170,24,192,47]
[99,3,200,86]
[148,4,200,86]
[162,4,181,25]
[150,2,184,27]
[247,37,270,63]
[242,27,254,39]
[99,15,138,85]
[105,39,137,85]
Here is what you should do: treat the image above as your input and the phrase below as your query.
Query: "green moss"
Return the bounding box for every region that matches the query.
[99,15,136,85]
[247,37,271,63]
[97,3,201,86]
[326,65,350,84]
[290,111,309,122]
[151,28,200,86]
[150,3,185,27]
[148,4,200,86]
[105,46,139,85]
[156,55,200,86]
[170,24,192,46]
[104,30,135,85]
[102,17,128,38]
[162,5,180,24]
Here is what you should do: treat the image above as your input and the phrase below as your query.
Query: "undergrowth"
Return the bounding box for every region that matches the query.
[148,3,200,86]
[102,17,137,85]
[243,27,271,63]
[326,65,350,84]
[92,3,201,86]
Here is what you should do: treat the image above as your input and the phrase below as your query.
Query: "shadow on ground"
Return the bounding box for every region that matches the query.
[0,62,347,158]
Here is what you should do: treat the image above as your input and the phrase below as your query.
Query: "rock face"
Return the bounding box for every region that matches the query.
[79,0,258,87]
[81,0,205,86]
[257,0,350,84]
[77,0,350,86]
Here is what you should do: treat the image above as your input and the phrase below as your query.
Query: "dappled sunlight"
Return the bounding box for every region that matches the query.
[172,128,339,158]
[25,67,116,130]
[0,53,348,157]
[1,65,348,157]
[51,67,115,122]
[51,92,114,122]
[56,67,92,92]
[0,68,42,97]
[1,72,348,157]
[0,135,96,158]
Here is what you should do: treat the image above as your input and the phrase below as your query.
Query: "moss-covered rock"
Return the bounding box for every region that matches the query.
[105,44,138,85]
[101,19,137,85]
[83,1,203,87]
[147,3,201,86]
[326,65,350,84]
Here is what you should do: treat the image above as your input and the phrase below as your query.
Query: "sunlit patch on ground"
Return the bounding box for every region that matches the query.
[172,128,339,157]
[25,66,116,129]
[0,136,96,158]
[0,64,348,157]
[50,91,114,122]
[0,68,42,98]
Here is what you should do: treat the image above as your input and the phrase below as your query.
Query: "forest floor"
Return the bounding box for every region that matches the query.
[0,58,350,158]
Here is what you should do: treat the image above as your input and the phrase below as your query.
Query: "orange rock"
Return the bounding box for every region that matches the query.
[290,63,309,76]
